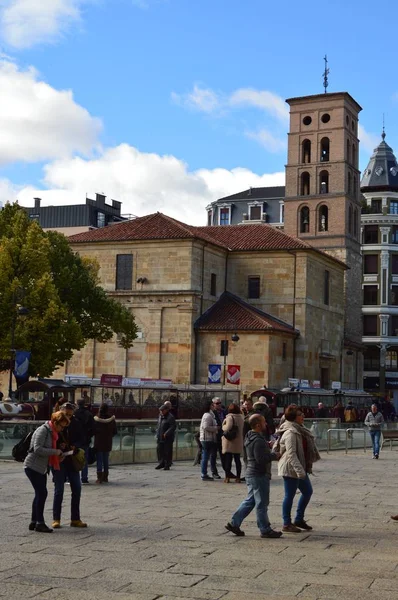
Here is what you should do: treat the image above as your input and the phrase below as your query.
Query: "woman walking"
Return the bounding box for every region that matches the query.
[222,403,244,483]
[276,405,320,532]
[24,411,69,533]
[94,403,117,483]
[199,400,219,481]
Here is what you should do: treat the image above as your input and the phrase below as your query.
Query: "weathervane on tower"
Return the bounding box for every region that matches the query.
[382,113,386,141]
[323,55,329,93]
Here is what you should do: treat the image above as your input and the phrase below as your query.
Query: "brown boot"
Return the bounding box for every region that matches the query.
[96,472,103,484]
[103,470,109,483]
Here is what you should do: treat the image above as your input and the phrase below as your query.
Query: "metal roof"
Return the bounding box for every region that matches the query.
[361,133,398,193]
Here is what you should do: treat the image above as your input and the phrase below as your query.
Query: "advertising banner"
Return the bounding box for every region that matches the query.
[227,365,241,385]
[300,379,310,388]
[208,364,221,384]
[13,350,31,385]
[312,380,321,388]
[331,381,342,390]
[100,374,123,386]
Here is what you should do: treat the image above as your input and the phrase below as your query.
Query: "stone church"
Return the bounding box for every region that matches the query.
[58,90,364,391]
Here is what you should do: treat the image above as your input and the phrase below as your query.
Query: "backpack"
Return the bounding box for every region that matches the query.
[344,407,357,423]
[12,431,34,462]
[223,416,238,441]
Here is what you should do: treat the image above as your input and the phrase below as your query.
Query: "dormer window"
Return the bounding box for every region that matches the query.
[219,206,231,226]
[207,209,213,226]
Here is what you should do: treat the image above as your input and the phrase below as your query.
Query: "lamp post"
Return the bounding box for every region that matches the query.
[8,305,29,398]
[220,319,240,386]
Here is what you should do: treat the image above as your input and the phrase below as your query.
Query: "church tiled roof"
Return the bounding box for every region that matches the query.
[194,292,298,334]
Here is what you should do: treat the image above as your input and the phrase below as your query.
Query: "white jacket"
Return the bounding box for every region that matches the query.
[199,411,218,443]
[277,422,306,479]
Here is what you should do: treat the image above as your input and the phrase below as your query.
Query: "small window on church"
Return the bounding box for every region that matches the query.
[319,205,328,232]
[300,206,310,233]
[348,172,352,193]
[319,171,329,194]
[300,172,310,196]
[348,205,353,234]
[302,139,311,164]
[354,208,358,238]
[303,116,312,126]
[352,144,356,165]
[320,138,329,162]
[321,113,330,123]
[346,139,350,162]
[210,273,217,297]
[248,277,260,299]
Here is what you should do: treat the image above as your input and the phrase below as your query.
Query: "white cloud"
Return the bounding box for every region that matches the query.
[0,59,102,165]
[229,88,289,123]
[358,124,379,154]
[1,144,284,225]
[171,85,222,114]
[245,129,286,153]
[0,0,86,49]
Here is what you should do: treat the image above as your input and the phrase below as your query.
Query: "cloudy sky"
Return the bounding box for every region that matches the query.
[0,0,395,224]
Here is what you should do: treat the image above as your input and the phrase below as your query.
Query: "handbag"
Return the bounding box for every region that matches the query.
[87,446,97,465]
[71,448,86,472]
[223,416,238,441]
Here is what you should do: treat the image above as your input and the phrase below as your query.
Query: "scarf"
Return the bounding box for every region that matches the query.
[47,421,61,471]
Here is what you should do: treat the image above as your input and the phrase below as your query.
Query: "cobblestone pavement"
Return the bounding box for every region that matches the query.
[0,450,398,600]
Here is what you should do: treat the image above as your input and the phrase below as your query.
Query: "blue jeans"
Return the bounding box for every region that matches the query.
[81,446,89,482]
[97,451,109,472]
[25,468,48,524]
[52,462,82,521]
[201,441,217,478]
[370,430,381,456]
[231,475,271,534]
[282,475,313,526]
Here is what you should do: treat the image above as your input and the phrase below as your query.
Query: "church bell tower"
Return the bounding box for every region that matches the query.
[283,91,363,347]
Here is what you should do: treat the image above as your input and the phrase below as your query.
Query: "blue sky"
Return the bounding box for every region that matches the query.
[0,0,397,223]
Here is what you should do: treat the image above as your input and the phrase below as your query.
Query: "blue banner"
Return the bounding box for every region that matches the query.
[14,351,31,382]
[208,364,221,384]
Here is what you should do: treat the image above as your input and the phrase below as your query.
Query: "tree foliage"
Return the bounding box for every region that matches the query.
[0,204,137,377]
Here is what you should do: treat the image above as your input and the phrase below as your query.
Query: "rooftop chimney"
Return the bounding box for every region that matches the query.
[34,197,41,211]
[95,193,106,207]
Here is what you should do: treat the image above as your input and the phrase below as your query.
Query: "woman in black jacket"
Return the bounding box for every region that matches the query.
[94,404,117,483]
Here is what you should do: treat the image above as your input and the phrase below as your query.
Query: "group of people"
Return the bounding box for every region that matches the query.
[24,399,117,533]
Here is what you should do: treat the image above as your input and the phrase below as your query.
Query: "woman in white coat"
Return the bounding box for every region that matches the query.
[276,405,320,533]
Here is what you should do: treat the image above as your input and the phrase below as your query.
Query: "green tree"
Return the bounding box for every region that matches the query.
[0,204,137,378]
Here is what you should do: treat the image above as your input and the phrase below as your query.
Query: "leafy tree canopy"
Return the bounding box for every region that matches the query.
[0,203,137,378]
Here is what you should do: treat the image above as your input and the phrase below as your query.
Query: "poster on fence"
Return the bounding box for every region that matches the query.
[227,365,241,385]
[208,364,221,384]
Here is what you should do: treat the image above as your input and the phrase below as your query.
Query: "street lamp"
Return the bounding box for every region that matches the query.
[220,319,240,386]
[8,305,29,398]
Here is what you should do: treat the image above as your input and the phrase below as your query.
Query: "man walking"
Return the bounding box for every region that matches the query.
[155,404,176,470]
[225,414,282,539]
[364,404,384,459]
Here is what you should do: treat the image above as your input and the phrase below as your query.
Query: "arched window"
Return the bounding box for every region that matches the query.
[354,208,358,238]
[352,144,356,165]
[319,170,329,194]
[300,206,310,233]
[320,137,330,162]
[300,172,310,196]
[348,171,352,194]
[346,139,350,163]
[319,205,328,232]
[302,139,311,164]
[353,174,357,196]
[348,205,353,234]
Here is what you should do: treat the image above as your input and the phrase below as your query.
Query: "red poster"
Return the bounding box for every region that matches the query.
[227,365,241,385]
[100,374,123,386]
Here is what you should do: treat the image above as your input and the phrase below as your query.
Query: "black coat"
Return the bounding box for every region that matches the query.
[94,416,117,452]
[156,413,176,442]
[74,407,95,446]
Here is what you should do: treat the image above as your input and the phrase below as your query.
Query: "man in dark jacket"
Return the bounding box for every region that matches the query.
[155,404,176,471]
[74,399,95,484]
[225,414,281,538]
[253,397,275,440]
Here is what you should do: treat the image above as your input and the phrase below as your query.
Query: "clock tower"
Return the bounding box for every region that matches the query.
[283,92,363,367]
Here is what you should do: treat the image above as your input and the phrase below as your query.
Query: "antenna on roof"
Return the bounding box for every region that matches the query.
[323,55,329,94]
[382,113,386,141]
[248,187,252,196]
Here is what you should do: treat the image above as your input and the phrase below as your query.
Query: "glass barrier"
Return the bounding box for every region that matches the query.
[1,417,393,464]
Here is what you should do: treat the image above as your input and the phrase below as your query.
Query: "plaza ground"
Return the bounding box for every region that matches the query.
[0,449,397,600]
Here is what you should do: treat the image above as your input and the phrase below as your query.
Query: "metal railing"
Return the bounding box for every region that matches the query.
[327,428,368,454]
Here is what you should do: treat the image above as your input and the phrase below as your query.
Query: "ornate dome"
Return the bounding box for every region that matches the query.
[361,132,398,193]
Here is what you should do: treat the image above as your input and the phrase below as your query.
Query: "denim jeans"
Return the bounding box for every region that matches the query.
[282,475,313,526]
[81,446,89,482]
[370,430,381,456]
[231,475,271,534]
[97,451,110,472]
[201,441,217,478]
[25,468,48,524]
[52,462,82,521]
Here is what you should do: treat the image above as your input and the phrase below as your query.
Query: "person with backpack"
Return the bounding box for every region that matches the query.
[74,398,95,484]
[94,403,117,482]
[24,411,70,533]
[222,403,244,483]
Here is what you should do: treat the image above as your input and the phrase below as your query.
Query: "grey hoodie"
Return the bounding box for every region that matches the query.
[245,430,277,479]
